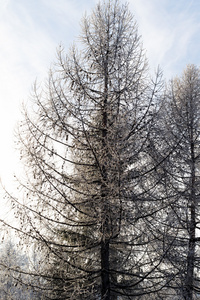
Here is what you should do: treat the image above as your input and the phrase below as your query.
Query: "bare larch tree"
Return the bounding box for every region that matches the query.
[5,1,166,299]
[160,65,200,300]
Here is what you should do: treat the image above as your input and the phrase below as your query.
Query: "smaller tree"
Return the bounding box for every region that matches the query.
[0,239,40,300]
[159,65,200,300]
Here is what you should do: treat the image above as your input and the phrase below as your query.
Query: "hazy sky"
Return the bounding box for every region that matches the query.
[0,0,200,188]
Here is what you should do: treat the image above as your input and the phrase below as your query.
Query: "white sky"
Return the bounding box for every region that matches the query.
[0,0,200,191]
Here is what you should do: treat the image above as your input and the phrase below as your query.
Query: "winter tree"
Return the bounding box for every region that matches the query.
[0,239,40,300]
[159,65,200,300]
[5,0,167,299]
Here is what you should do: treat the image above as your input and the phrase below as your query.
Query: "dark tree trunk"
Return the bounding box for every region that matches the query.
[100,52,111,300]
[101,239,110,299]
[184,139,196,300]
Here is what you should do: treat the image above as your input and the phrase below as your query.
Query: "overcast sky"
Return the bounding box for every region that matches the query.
[0,0,200,189]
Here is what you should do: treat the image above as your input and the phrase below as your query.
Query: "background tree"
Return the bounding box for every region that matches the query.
[5,0,166,299]
[0,238,41,300]
[158,65,200,300]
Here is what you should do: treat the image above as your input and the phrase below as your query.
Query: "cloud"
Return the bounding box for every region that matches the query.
[0,0,57,185]
[129,0,200,78]
[0,0,98,186]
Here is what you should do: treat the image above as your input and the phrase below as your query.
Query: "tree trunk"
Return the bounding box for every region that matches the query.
[101,239,110,299]
[184,139,196,300]
[100,51,111,300]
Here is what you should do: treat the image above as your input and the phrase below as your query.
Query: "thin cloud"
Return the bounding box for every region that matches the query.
[129,0,200,78]
[0,1,56,185]
[0,0,97,186]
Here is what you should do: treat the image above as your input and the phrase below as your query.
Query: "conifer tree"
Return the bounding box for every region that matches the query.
[160,65,200,300]
[7,1,165,298]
